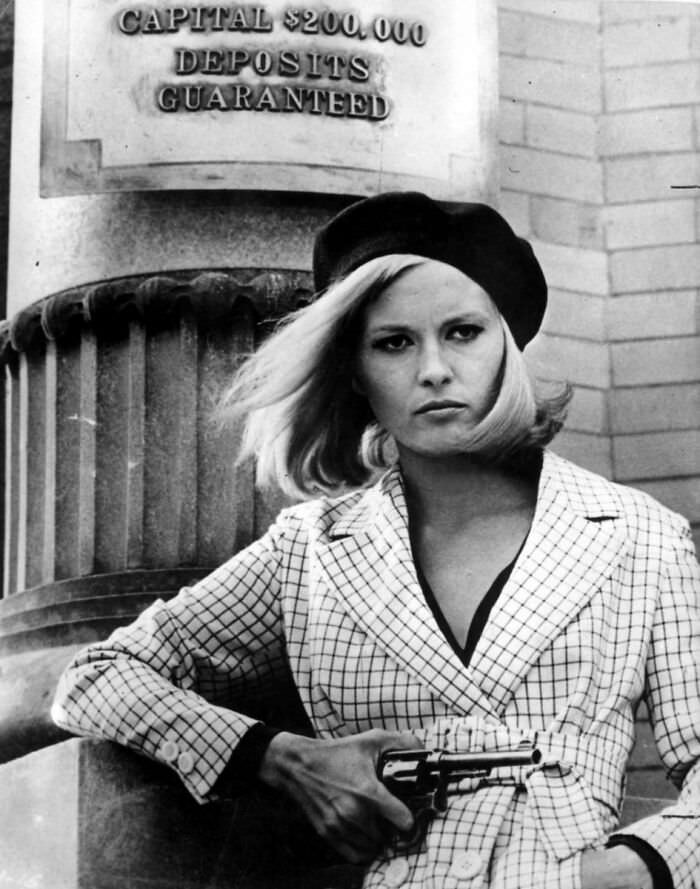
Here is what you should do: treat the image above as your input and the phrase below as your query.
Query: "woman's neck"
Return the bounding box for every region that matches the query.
[399,448,540,532]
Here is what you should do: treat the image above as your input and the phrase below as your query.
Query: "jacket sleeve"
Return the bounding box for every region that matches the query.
[52,519,291,804]
[611,519,700,889]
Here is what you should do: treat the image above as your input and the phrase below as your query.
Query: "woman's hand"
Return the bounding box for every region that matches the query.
[258,728,419,863]
[580,846,653,889]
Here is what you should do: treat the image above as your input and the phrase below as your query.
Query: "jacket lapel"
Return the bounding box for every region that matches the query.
[469,451,627,713]
[316,466,500,720]
[316,452,627,720]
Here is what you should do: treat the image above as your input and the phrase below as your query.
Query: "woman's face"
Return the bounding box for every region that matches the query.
[355,260,505,460]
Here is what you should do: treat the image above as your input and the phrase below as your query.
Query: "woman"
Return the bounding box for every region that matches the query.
[52,192,700,889]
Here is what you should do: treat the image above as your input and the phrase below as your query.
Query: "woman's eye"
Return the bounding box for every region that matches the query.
[372,334,412,352]
[449,324,481,342]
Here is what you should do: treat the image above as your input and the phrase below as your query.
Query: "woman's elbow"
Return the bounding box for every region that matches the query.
[50,648,114,733]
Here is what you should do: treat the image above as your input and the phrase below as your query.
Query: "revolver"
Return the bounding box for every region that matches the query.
[378,742,542,848]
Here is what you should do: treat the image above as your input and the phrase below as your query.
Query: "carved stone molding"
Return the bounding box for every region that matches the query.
[2,267,298,599]
[0,268,314,365]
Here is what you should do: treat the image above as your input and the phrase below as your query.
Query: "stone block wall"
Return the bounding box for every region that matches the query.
[498,0,700,554]
[601,2,700,545]
[498,0,612,478]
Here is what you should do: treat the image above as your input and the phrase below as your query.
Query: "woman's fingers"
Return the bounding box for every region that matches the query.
[367,729,420,833]
[365,728,422,757]
[317,806,385,862]
[373,782,415,833]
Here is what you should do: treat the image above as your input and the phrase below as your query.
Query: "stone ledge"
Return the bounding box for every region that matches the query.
[0,739,362,889]
[0,569,208,655]
[0,268,313,364]
[0,645,77,764]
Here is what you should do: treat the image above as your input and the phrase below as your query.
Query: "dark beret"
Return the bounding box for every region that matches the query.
[312,191,547,348]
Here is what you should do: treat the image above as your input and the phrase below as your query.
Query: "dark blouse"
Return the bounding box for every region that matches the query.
[414,546,519,668]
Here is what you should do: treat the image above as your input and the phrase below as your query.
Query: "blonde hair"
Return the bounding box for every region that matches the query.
[220,255,570,498]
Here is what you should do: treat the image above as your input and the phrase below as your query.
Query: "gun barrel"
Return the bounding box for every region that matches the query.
[379,745,542,786]
[436,748,542,772]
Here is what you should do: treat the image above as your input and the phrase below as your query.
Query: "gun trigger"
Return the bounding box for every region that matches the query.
[435,776,449,812]
[393,799,440,853]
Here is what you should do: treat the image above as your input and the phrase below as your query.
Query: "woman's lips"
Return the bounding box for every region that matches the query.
[414,400,467,415]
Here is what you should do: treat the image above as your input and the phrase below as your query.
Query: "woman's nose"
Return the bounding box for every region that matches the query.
[417,344,453,386]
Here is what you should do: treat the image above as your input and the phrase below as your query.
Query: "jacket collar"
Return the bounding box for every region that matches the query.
[327,463,407,541]
[328,450,624,541]
[319,451,626,719]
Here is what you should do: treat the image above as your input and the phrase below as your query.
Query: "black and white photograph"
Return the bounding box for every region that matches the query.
[0,1,699,887]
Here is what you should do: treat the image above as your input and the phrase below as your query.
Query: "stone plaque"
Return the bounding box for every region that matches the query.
[41,0,497,197]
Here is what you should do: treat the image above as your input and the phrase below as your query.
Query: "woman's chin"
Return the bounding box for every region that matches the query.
[398,436,480,462]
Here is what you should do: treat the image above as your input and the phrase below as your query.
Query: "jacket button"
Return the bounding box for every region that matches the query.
[160,739,179,763]
[177,751,195,774]
[384,857,410,887]
[450,850,483,880]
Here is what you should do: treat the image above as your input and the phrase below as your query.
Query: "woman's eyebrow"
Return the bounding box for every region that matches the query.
[366,311,490,333]
[365,322,412,334]
[440,311,491,325]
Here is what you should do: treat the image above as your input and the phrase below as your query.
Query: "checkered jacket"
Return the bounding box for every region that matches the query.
[53,451,700,889]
